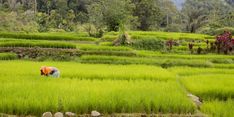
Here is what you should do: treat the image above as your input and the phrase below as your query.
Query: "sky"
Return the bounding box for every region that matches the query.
[172,0,185,10]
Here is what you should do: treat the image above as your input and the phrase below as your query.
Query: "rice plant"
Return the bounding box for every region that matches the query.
[0,41,76,49]
[0,53,17,60]
[102,31,213,41]
[80,55,213,68]
[0,60,195,115]
[0,32,97,41]
[180,74,234,100]
[201,99,234,117]
[78,44,132,51]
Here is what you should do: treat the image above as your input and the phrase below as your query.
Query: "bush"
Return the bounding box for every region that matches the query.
[131,39,165,51]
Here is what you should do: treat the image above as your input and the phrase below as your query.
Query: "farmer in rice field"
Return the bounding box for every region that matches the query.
[40,66,60,78]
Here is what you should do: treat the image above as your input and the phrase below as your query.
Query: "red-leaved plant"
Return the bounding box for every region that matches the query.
[215,31,233,54]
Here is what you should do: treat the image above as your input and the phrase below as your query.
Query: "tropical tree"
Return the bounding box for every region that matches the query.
[132,0,163,30]
[88,0,136,31]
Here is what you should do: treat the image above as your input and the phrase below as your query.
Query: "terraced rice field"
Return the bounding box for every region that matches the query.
[0,31,234,116]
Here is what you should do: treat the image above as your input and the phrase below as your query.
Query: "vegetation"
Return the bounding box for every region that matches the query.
[0,0,233,34]
[0,40,76,49]
[0,32,97,41]
[131,39,165,51]
[1,0,234,116]
[78,45,132,52]
[102,31,213,41]
[0,53,17,60]
[181,74,234,100]
[0,61,195,115]
[80,55,213,68]
[201,100,234,117]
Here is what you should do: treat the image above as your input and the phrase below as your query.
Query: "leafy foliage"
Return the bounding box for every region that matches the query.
[215,31,233,54]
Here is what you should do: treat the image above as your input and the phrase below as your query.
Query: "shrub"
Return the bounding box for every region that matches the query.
[215,31,233,54]
[131,39,165,51]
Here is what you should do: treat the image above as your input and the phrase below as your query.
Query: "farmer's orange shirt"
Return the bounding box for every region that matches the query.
[42,67,53,75]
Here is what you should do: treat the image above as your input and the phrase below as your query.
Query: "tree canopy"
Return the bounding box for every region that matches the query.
[0,0,233,34]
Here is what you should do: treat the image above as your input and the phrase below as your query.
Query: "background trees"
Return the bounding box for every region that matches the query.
[88,0,136,32]
[0,0,233,34]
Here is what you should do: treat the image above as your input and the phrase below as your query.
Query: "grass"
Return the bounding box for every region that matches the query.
[81,51,136,57]
[102,31,213,41]
[0,32,97,41]
[0,79,195,115]
[169,67,234,76]
[0,39,76,49]
[0,60,174,81]
[77,44,136,56]
[0,53,17,60]
[78,44,133,51]
[80,55,214,68]
[1,31,234,116]
[201,99,234,117]
[180,74,234,100]
[137,52,234,60]
[0,60,195,115]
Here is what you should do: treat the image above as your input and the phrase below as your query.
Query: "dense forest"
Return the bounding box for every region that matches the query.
[0,0,234,36]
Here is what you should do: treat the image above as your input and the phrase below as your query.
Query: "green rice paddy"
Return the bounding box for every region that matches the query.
[0,31,233,116]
